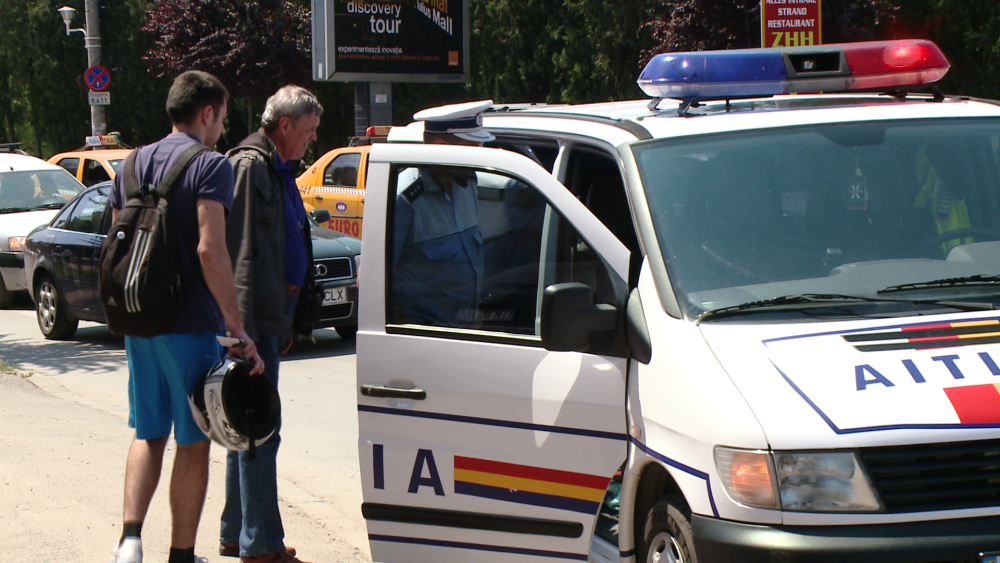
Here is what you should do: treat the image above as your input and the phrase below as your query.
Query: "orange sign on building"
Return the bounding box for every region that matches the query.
[761,0,822,48]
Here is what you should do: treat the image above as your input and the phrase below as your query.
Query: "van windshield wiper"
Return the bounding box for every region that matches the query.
[0,206,31,213]
[695,293,996,324]
[879,274,1000,294]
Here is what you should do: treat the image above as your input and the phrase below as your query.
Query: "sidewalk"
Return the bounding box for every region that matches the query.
[0,369,369,563]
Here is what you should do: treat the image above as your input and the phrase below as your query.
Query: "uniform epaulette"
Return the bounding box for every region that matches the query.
[401,178,424,204]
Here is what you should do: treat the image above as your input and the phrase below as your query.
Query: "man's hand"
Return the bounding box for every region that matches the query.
[281,336,294,356]
[226,328,264,375]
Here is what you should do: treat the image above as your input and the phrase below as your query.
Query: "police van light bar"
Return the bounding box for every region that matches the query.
[637,40,950,101]
[365,125,392,137]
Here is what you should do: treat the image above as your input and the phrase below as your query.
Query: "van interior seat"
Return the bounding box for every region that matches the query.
[583,170,639,255]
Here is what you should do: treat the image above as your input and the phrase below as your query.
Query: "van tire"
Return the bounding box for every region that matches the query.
[640,493,697,563]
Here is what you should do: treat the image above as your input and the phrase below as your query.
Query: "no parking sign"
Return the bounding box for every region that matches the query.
[84,65,111,92]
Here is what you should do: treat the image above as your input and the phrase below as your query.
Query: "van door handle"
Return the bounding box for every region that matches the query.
[360,384,426,400]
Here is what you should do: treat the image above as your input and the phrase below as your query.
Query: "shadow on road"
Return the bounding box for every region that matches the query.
[2,290,125,375]
[3,293,354,372]
[0,324,124,377]
[287,328,357,360]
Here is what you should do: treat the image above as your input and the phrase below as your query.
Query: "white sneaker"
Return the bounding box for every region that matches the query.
[111,537,143,563]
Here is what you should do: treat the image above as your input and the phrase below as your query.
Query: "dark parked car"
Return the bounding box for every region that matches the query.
[23,181,360,340]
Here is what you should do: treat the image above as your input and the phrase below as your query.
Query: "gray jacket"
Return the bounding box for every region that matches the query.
[225,130,313,339]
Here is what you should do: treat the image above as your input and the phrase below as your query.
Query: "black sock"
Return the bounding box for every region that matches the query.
[168,547,196,563]
[119,521,142,544]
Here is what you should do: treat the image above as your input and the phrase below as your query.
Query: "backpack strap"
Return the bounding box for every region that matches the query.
[155,143,210,198]
[121,149,142,200]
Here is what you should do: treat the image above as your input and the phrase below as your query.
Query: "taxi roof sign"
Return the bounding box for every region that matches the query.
[638,40,950,102]
[85,134,123,149]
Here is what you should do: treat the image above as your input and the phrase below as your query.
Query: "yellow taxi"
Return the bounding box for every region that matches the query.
[296,127,392,239]
[48,135,132,187]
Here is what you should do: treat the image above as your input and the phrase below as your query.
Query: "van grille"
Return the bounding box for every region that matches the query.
[858,439,1000,513]
[314,257,353,282]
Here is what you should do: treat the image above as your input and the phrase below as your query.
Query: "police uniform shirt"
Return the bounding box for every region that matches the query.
[393,169,484,326]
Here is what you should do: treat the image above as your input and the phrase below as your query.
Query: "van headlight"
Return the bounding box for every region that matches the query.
[8,236,25,252]
[774,451,881,512]
[715,448,882,512]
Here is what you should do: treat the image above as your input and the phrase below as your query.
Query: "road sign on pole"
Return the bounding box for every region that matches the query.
[761,0,822,48]
[84,65,111,91]
[88,91,110,105]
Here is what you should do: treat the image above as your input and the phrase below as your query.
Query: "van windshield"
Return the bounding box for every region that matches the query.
[634,118,1000,319]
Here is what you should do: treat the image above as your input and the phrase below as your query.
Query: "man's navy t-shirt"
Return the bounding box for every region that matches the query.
[110,132,234,334]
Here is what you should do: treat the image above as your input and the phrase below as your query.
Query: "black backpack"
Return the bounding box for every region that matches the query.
[99,143,208,337]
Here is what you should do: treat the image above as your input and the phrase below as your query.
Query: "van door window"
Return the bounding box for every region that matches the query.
[389,164,621,336]
[490,139,559,172]
[323,153,361,187]
[563,148,639,255]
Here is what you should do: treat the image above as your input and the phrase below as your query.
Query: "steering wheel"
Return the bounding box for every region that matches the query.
[907,227,1000,256]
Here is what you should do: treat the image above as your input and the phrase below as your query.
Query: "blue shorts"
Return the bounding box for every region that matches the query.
[125,331,223,445]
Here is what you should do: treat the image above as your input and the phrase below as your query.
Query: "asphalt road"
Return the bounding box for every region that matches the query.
[0,294,371,563]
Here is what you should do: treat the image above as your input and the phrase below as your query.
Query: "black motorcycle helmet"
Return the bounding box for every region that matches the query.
[189,358,280,458]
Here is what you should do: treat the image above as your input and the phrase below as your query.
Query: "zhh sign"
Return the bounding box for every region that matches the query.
[761,0,821,48]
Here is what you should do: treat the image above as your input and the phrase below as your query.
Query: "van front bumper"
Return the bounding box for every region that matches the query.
[693,514,1000,563]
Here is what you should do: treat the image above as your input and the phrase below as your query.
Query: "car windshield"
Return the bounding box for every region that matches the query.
[0,170,85,212]
[634,118,1000,319]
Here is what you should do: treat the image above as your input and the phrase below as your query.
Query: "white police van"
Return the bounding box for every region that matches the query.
[356,40,1000,563]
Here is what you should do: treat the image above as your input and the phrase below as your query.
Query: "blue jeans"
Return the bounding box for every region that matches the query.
[220,295,297,556]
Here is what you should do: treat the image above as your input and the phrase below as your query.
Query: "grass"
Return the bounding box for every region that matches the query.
[0,358,32,378]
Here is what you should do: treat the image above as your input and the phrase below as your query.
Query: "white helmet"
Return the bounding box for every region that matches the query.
[189,358,280,457]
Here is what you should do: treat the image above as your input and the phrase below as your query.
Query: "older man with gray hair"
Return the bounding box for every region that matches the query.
[220,85,323,563]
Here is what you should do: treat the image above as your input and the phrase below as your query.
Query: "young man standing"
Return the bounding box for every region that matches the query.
[109,70,263,563]
[221,85,322,563]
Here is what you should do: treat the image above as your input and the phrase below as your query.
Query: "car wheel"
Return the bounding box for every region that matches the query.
[0,273,13,309]
[640,493,697,563]
[335,325,358,340]
[35,276,78,340]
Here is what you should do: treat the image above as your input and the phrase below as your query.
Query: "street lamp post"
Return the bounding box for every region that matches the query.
[58,1,106,136]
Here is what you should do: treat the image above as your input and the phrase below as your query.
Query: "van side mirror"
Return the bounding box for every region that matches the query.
[541,283,618,352]
[311,208,331,224]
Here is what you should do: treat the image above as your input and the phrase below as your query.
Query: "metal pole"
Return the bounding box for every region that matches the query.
[84,0,106,135]
[369,82,392,127]
[353,82,369,139]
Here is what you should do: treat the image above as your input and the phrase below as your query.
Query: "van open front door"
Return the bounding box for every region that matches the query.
[356,144,632,563]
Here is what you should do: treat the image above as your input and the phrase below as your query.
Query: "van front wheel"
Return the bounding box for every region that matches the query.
[641,493,697,563]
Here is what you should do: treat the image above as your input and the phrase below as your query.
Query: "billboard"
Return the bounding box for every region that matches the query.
[312,0,469,82]
[761,0,822,48]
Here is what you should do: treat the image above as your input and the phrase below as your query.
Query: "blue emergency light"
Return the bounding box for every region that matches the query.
[638,40,950,101]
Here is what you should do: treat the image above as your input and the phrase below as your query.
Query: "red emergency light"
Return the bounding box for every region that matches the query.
[638,40,951,100]
[840,40,950,90]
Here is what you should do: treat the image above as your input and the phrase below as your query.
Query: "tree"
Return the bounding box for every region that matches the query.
[643,0,899,64]
[142,0,313,137]
[100,0,173,148]
[892,0,1000,98]
[0,0,91,156]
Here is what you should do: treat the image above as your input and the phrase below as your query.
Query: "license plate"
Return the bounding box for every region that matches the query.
[322,287,347,305]
[981,552,1000,563]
